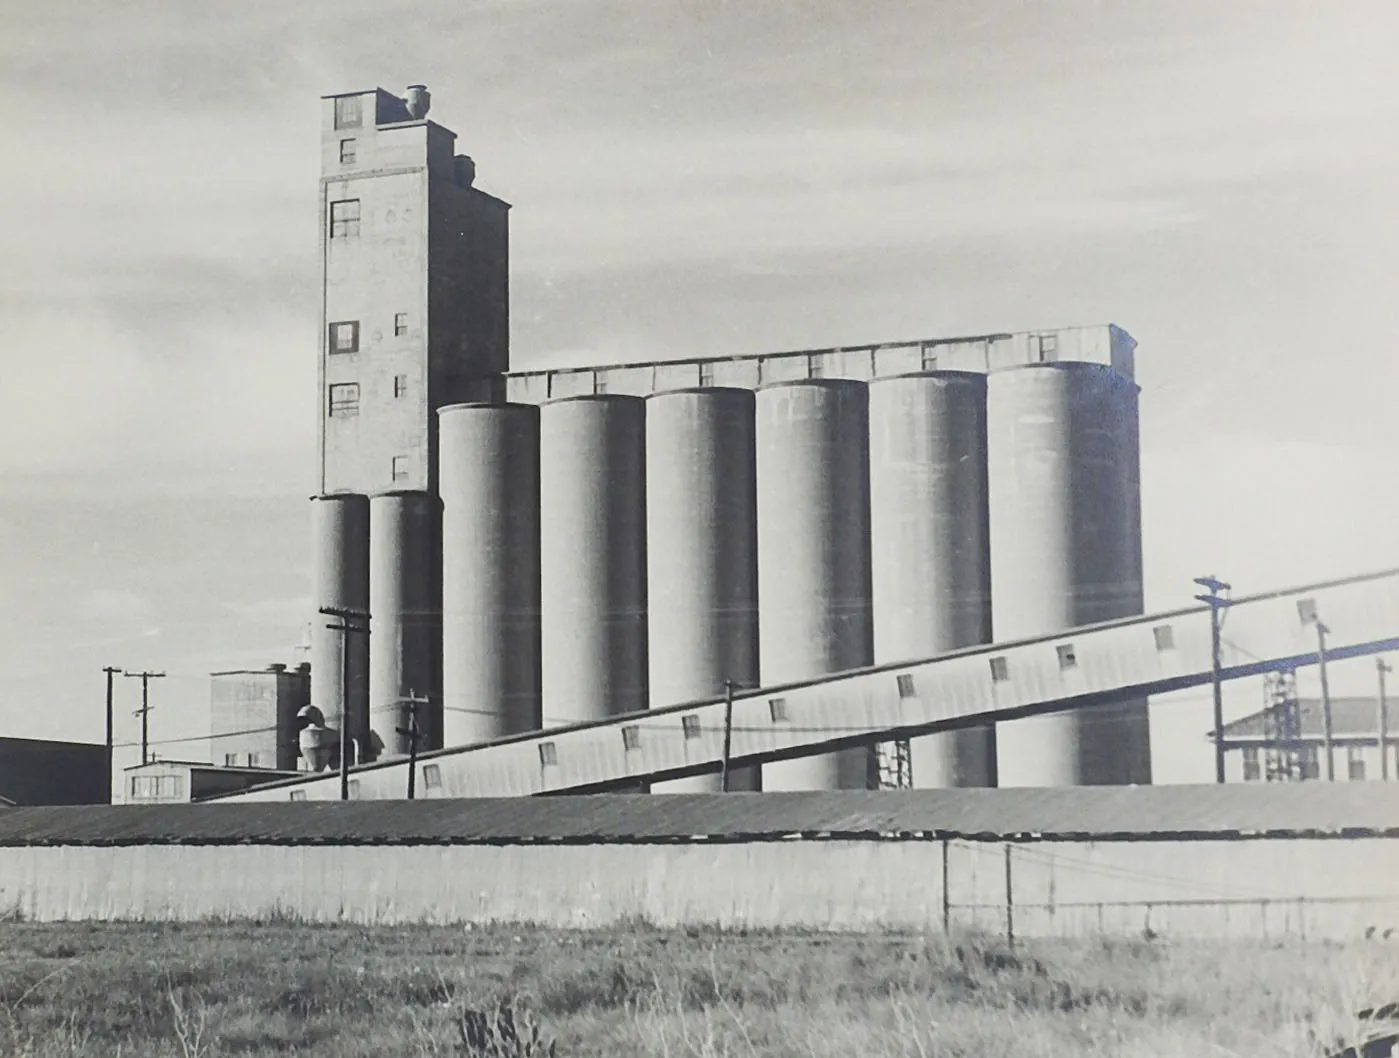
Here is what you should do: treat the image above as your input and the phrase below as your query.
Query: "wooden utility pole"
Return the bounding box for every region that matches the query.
[123,671,165,766]
[1315,620,1335,781]
[1193,575,1232,783]
[1378,658,1391,782]
[396,692,430,799]
[102,666,122,801]
[720,680,735,792]
[320,606,369,801]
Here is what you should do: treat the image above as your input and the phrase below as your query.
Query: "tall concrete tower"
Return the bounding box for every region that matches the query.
[311,86,510,762]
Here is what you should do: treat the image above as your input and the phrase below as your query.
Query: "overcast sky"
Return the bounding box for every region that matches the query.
[1,0,1397,784]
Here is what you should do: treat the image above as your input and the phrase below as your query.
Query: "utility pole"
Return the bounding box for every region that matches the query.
[123,671,165,766]
[396,691,430,800]
[1378,658,1392,782]
[720,679,736,792]
[320,605,369,801]
[102,666,121,801]
[1315,619,1335,782]
[1193,575,1232,784]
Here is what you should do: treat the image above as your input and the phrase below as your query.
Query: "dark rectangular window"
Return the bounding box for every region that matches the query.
[1241,746,1260,782]
[622,725,641,751]
[339,138,357,164]
[329,199,361,238]
[768,697,789,723]
[328,383,360,417]
[289,789,307,802]
[423,763,442,789]
[334,95,362,129]
[896,673,916,699]
[539,741,558,767]
[394,312,408,336]
[393,374,408,398]
[246,752,261,768]
[1056,644,1077,671]
[329,320,359,353]
[989,656,1010,682]
[681,714,701,740]
[224,753,238,766]
[1152,625,1175,652]
[391,455,409,482]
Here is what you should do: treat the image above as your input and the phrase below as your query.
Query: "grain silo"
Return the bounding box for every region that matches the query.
[309,493,370,765]
[539,395,649,727]
[755,379,874,791]
[645,388,760,792]
[867,372,995,787]
[438,403,542,746]
[987,363,1149,786]
[368,490,442,759]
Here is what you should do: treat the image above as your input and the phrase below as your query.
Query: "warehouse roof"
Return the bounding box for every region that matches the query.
[1220,698,1387,739]
[0,784,1397,846]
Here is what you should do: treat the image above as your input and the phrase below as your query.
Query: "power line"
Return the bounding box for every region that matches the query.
[123,670,165,766]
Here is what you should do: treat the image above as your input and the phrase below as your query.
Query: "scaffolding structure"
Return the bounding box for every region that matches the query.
[1262,669,1304,782]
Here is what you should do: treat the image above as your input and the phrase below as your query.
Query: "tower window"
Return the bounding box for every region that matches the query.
[334,95,363,129]
[896,673,916,699]
[394,312,408,336]
[1033,333,1059,361]
[768,697,789,723]
[329,199,361,238]
[393,374,408,398]
[538,741,558,767]
[329,321,359,354]
[339,138,357,164]
[391,456,410,482]
[681,714,701,740]
[989,656,1010,682]
[224,753,238,766]
[328,383,360,417]
[621,725,641,751]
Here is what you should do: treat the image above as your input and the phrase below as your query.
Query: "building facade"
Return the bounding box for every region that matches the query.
[0,737,108,805]
[123,761,304,804]
[210,663,312,772]
[1218,695,1396,783]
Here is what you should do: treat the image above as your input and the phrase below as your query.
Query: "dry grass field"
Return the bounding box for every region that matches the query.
[1,919,1395,1057]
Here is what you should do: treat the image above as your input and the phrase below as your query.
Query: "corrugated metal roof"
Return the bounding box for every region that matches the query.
[1222,698,1387,738]
[1,785,1398,847]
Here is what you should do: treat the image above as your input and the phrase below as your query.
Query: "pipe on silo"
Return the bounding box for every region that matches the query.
[438,403,542,746]
[868,372,995,788]
[539,395,648,727]
[645,388,760,793]
[369,490,442,760]
[756,379,874,791]
[309,494,370,767]
[987,363,1150,786]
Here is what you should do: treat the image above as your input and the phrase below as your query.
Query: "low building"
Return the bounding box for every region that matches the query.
[210,663,311,772]
[1217,696,1395,783]
[123,760,302,804]
[0,736,108,805]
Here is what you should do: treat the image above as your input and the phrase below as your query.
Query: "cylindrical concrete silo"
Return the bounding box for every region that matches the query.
[645,388,760,793]
[438,402,542,746]
[756,379,874,791]
[309,494,370,766]
[987,363,1149,786]
[868,372,995,788]
[369,490,442,760]
[539,395,648,726]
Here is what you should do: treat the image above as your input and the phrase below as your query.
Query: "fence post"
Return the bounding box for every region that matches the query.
[941,838,950,934]
[1004,843,1015,951]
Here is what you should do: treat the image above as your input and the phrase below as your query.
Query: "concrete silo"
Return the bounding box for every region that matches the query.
[438,402,542,746]
[867,372,995,788]
[369,490,443,759]
[645,388,760,792]
[309,494,370,766]
[987,363,1149,786]
[755,379,874,791]
[539,395,648,726]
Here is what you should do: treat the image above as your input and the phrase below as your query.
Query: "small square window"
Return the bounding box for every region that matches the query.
[622,726,641,751]
[1034,333,1058,360]
[423,763,442,789]
[539,741,558,767]
[698,362,715,387]
[334,95,362,129]
[989,656,1010,682]
[807,354,825,379]
[224,753,238,766]
[346,779,361,800]
[394,312,408,336]
[393,374,408,399]
[768,697,789,723]
[593,374,609,395]
[289,789,307,802]
[681,714,701,740]
[339,138,357,164]
[328,383,360,417]
[329,320,360,353]
[1152,625,1175,652]
[896,673,916,699]
[246,752,261,767]
[1056,644,1077,671]
[391,456,410,482]
[329,198,361,238]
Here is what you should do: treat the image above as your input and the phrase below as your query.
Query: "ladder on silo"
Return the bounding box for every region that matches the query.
[1263,670,1304,782]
